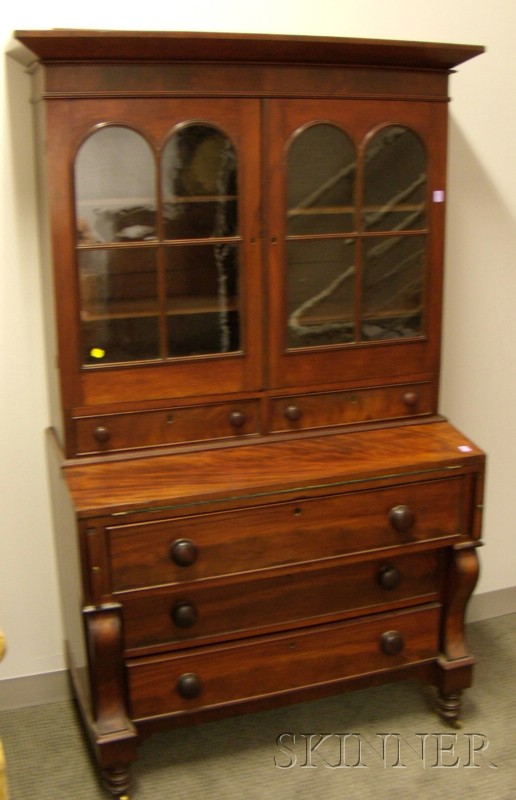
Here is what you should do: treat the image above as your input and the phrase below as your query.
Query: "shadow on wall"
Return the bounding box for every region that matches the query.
[441,116,516,419]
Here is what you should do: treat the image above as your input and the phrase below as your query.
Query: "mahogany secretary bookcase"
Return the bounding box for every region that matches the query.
[13,30,485,797]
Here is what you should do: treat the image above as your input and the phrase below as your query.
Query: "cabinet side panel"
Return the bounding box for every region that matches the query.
[31,70,66,446]
[45,431,90,712]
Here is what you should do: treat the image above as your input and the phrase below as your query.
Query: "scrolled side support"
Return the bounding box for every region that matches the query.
[441,542,480,661]
[435,542,481,726]
[82,603,138,797]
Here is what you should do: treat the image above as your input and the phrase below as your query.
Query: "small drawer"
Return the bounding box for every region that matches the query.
[268,383,433,433]
[127,604,440,720]
[73,400,260,454]
[120,551,440,651]
[107,476,465,591]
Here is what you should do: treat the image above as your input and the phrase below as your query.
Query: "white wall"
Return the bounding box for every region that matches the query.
[1,1,515,682]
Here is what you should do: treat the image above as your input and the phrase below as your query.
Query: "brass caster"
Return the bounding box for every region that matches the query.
[436,710,463,729]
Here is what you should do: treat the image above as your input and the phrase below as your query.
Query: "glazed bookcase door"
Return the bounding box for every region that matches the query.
[47,98,263,411]
[266,99,447,393]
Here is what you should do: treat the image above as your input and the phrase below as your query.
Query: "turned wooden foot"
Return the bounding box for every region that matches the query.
[102,763,132,798]
[436,691,464,728]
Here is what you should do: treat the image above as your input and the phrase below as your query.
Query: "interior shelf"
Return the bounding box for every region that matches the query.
[81,295,238,321]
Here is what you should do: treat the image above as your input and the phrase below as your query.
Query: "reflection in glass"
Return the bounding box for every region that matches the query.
[362,126,427,232]
[361,235,425,340]
[165,244,240,356]
[78,248,159,364]
[162,125,238,239]
[286,239,355,348]
[287,124,356,236]
[75,126,157,244]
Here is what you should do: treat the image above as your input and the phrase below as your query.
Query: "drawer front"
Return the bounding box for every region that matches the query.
[108,477,465,591]
[121,551,440,651]
[268,383,433,433]
[127,604,440,720]
[73,400,260,454]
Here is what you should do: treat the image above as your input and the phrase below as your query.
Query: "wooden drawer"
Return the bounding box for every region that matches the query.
[127,604,440,720]
[268,383,433,433]
[120,550,440,652]
[107,477,465,591]
[73,399,260,454]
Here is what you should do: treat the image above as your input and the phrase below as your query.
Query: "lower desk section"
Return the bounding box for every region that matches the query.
[127,604,440,721]
[50,420,484,795]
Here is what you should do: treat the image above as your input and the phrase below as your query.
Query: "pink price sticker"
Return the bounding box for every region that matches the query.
[458,445,473,453]
[433,190,445,203]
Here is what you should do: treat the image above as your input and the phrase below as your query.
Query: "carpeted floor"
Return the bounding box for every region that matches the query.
[1,613,515,799]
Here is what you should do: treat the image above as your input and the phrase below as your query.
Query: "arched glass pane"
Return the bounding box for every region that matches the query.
[362,126,427,232]
[75,126,157,243]
[161,124,240,356]
[285,124,356,349]
[75,127,159,365]
[360,126,426,341]
[161,124,238,239]
[287,124,356,235]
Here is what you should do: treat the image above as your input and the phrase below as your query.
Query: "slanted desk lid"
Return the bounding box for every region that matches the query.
[60,421,485,519]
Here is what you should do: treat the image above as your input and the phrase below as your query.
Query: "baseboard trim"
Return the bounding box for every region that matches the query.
[467,585,516,623]
[1,588,515,710]
[0,668,71,711]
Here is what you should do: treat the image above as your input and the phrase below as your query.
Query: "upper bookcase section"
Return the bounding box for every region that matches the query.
[12,29,484,70]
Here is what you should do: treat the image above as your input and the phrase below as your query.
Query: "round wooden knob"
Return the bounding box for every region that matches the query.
[171,602,198,628]
[380,630,404,656]
[176,672,202,699]
[93,425,110,443]
[377,564,402,590]
[402,391,419,408]
[170,539,198,567]
[228,410,245,428]
[389,505,415,533]
[284,405,302,422]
